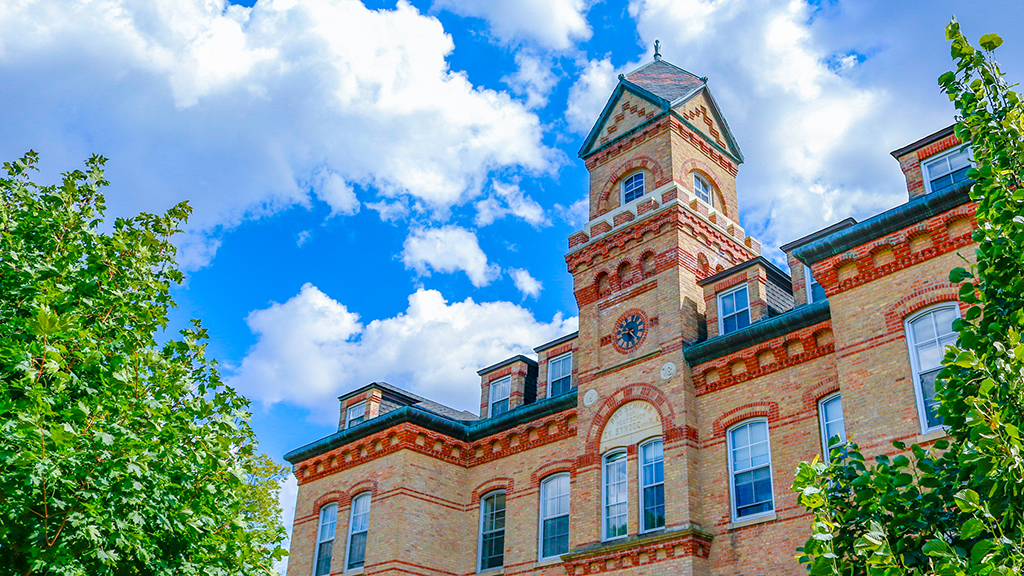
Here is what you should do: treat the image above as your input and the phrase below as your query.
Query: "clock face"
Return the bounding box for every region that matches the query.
[614,311,647,352]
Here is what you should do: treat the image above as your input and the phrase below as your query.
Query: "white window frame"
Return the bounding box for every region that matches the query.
[804,266,825,304]
[817,393,845,462]
[488,376,511,417]
[621,171,645,204]
[344,492,371,572]
[537,473,571,561]
[922,145,973,194]
[345,401,367,429]
[726,418,775,523]
[547,352,573,398]
[477,490,507,572]
[905,303,960,434]
[693,173,713,206]
[638,437,665,533]
[717,284,751,335]
[312,502,338,576]
[601,450,628,542]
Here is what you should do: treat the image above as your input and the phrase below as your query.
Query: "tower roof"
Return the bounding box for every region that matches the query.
[624,59,706,104]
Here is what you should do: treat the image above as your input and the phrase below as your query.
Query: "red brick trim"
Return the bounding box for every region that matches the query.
[471,477,515,503]
[711,402,780,440]
[679,158,729,217]
[345,479,379,502]
[529,459,576,488]
[562,529,712,576]
[610,308,650,354]
[670,117,738,176]
[801,375,841,411]
[312,490,347,513]
[596,155,668,213]
[883,282,961,334]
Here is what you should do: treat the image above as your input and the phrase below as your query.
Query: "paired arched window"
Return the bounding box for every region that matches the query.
[478,491,507,571]
[538,474,570,560]
[600,436,664,541]
[727,419,774,521]
[905,304,959,432]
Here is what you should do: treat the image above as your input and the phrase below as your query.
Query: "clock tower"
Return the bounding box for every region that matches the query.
[565,55,762,556]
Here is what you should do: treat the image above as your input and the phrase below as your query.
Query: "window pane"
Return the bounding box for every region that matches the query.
[934,308,957,336]
[916,341,942,371]
[542,516,570,558]
[490,399,509,417]
[481,532,504,569]
[315,541,334,576]
[920,368,943,428]
[551,376,572,396]
[643,484,665,530]
[911,315,937,343]
[722,292,736,315]
[810,279,827,303]
[347,532,367,570]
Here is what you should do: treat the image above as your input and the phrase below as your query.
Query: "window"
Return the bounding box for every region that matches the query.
[923,146,972,195]
[693,173,712,205]
[804,266,826,304]
[548,353,573,397]
[622,172,645,204]
[639,439,665,532]
[346,401,367,429]
[906,305,959,431]
[602,451,628,540]
[478,491,506,571]
[345,493,371,571]
[718,285,750,335]
[728,420,774,520]
[313,503,338,576]
[818,394,845,462]
[539,474,570,560]
[488,377,511,417]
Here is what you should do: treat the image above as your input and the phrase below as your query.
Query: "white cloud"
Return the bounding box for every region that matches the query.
[474,181,550,227]
[296,230,312,247]
[402,225,501,287]
[228,284,578,420]
[555,196,589,229]
[0,0,555,267]
[502,52,560,109]
[310,168,359,217]
[561,0,899,255]
[510,268,543,299]
[433,0,592,50]
[565,57,618,134]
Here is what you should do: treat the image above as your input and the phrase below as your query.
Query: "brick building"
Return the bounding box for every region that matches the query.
[283,55,976,576]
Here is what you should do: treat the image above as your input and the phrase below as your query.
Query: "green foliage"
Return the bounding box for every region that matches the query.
[792,21,1024,576]
[0,153,288,575]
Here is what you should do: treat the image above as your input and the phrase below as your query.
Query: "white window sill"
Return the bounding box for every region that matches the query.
[535,557,564,567]
[478,568,504,575]
[727,512,777,530]
[915,428,948,444]
[343,569,364,576]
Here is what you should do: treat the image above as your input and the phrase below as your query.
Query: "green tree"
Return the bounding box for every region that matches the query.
[0,153,288,575]
[791,21,1024,576]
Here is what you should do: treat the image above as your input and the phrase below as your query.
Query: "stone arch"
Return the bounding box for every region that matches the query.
[530,459,576,489]
[343,479,379,506]
[680,158,729,217]
[597,156,667,213]
[471,477,515,504]
[313,490,347,513]
[802,375,841,411]
[585,383,678,454]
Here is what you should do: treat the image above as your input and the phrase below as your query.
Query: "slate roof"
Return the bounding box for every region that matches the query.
[341,381,479,422]
[625,59,705,104]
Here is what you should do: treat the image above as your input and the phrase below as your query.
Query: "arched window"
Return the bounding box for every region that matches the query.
[905,304,959,432]
[313,502,338,576]
[727,419,774,521]
[622,172,645,204]
[693,173,713,205]
[818,393,845,462]
[639,438,664,532]
[538,474,570,560]
[602,451,628,541]
[478,491,506,571]
[345,493,371,571]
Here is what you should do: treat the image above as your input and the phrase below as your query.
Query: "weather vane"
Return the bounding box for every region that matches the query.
[654,39,662,60]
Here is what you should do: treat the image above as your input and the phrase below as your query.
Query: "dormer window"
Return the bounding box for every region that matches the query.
[345,401,366,429]
[923,146,972,195]
[488,377,511,417]
[718,285,750,335]
[622,172,645,203]
[548,352,573,397]
[694,173,712,205]
[804,267,826,303]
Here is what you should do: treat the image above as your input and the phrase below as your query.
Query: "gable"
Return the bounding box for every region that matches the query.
[594,91,660,149]
[672,88,743,163]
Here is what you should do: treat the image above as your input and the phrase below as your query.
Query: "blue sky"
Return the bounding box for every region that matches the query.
[2,0,1022,568]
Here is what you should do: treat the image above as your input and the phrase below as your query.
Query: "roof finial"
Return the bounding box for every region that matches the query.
[654,39,662,60]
